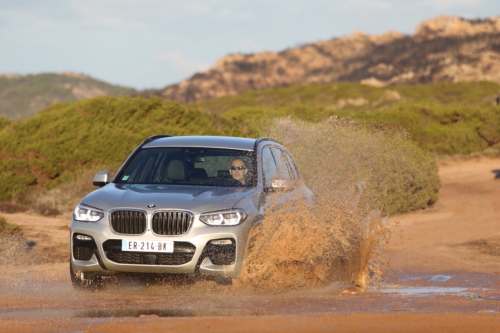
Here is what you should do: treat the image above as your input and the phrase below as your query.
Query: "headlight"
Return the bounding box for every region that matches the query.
[73,204,104,222]
[199,209,247,226]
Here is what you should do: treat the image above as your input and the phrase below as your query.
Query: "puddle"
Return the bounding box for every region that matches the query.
[429,275,453,282]
[370,284,495,298]
[0,308,268,319]
[374,285,468,294]
[391,271,500,289]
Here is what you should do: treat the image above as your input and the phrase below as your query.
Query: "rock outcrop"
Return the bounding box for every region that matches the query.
[150,16,500,103]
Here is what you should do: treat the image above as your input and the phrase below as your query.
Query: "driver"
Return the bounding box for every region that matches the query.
[229,158,249,185]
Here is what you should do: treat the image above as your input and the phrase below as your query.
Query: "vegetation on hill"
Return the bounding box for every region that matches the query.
[0,117,10,131]
[0,96,246,201]
[0,73,136,120]
[197,81,500,115]
[0,92,439,216]
[6,80,496,215]
[196,81,500,156]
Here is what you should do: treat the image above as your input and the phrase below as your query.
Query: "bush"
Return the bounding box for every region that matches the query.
[345,102,500,155]
[0,117,10,130]
[0,215,23,236]
[0,96,249,200]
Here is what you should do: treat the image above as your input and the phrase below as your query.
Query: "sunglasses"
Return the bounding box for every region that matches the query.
[230,166,247,170]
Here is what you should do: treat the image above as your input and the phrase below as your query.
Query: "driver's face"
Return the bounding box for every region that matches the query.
[229,159,248,181]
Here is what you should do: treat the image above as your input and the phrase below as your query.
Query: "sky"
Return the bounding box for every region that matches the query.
[0,0,499,90]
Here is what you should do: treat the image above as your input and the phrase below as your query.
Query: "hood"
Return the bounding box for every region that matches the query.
[81,183,256,214]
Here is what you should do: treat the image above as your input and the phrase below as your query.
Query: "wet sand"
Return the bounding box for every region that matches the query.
[0,157,499,331]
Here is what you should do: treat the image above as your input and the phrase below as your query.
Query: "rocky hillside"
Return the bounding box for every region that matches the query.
[0,72,136,119]
[151,16,500,103]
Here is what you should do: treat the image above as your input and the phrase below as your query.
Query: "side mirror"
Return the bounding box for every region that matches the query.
[265,179,288,193]
[93,171,110,187]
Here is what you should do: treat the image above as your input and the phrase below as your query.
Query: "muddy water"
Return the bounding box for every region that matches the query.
[0,264,498,321]
[235,118,402,291]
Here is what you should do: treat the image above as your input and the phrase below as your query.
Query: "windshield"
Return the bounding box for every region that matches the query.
[116,147,256,187]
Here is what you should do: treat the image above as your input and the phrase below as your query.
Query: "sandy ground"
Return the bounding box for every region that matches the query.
[383,157,500,275]
[0,157,499,331]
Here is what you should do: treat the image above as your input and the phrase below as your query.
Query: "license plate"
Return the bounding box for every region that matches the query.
[122,240,174,253]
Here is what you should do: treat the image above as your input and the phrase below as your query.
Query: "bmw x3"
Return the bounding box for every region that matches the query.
[70,135,312,289]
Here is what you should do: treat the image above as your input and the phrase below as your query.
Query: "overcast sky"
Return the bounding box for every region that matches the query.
[0,0,499,89]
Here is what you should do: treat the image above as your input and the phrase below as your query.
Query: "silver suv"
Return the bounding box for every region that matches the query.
[70,135,312,289]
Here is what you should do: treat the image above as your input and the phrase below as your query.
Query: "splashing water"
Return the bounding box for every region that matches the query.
[236,117,399,291]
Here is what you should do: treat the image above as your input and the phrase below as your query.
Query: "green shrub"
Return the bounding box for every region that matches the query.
[0,117,10,131]
[340,102,500,155]
[0,96,249,200]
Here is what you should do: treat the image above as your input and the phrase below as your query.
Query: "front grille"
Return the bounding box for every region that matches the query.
[110,210,147,235]
[152,211,193,235]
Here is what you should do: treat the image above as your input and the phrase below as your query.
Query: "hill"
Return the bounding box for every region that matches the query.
[0,72,136,120]
[149,16,500,103]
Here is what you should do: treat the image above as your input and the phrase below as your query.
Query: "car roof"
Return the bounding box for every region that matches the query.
[142,136,259,151]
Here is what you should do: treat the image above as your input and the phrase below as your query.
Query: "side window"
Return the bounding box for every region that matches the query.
[284,151,299,180]
[262,147,277,187]
[270,147,292,181]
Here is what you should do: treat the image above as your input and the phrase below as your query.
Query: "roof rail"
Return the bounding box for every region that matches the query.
[255,137,280,145]
[253,137,281,151]
[142,134,173,145]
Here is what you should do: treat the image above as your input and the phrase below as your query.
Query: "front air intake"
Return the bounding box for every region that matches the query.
[109,210,147,235]
[152,211,193,235]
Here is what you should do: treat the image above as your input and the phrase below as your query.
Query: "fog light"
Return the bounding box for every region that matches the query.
[76,234,93,241]
[210,239,233,245]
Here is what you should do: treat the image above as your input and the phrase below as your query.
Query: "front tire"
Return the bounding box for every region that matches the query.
[214,276,233,285]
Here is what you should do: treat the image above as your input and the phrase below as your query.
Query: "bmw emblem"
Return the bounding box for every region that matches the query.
[148,204,156,208]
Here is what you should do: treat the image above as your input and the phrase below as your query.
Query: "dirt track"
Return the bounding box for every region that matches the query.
[0,157,499,332]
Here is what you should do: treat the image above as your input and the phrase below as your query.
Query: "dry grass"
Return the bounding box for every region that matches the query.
[0,214,23,235]
[0,202,28,214]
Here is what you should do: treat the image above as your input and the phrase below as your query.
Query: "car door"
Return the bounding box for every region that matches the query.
[261,145,313,210]
[279,148,314,206]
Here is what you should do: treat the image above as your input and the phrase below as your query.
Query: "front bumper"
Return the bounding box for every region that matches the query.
[70,216,254,279]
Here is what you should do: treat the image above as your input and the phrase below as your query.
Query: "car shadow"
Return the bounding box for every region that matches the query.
[491,169,500,179]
